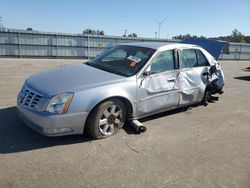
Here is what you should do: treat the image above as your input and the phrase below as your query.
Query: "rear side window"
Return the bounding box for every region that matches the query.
[150,50,175,74]
[196,50,209,66]
[179,49,209,68]
[179,49,197,68]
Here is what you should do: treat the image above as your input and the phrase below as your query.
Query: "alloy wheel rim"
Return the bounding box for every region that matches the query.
[98,105,123,136]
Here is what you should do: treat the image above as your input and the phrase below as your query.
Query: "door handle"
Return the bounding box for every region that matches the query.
[167,78,176,82]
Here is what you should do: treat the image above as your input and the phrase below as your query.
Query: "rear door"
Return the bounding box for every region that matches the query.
[178,48,210,105]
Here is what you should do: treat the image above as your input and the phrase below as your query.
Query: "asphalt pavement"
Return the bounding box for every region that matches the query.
[0,58,250,188]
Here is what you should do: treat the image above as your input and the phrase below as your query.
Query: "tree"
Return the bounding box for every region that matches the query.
[0,16,3,28]
[172,34,191,40]
[245,36,250,43]
[128,33,137,37]
[172,34,206,40]
[83,29,104,35]
[172,29,250,43]
[211,29,248,43]
[230,29,245,43]
[83,29,96,35]
[97,30,104,35]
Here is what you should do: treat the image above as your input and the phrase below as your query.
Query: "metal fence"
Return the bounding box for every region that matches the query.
[220,43,250,60]
[1,28,250,60]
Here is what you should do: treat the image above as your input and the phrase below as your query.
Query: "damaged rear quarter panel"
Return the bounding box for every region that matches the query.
[135,45,225,118]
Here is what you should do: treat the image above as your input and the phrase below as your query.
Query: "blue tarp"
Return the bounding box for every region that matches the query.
[181,39,229,60]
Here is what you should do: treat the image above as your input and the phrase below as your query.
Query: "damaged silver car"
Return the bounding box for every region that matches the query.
[17,42,224,139]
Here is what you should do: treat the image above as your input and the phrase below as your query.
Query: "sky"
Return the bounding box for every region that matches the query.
[0,0,250,38]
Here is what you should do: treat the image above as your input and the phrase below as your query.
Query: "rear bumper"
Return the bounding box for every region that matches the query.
[17,102,89,137]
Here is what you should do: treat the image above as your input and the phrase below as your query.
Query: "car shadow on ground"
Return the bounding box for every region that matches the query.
[0,106,92,154]
[242,67,250,72]
[1,103,204,154]
[123,103,203,134]
[234,76,250,81]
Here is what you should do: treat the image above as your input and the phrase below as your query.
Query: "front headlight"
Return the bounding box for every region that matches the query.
[45,93,73,114]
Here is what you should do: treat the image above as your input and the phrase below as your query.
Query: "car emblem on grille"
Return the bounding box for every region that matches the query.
[19,91,24,98]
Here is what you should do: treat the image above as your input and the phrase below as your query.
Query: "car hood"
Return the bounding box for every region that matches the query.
[25,64,125,97]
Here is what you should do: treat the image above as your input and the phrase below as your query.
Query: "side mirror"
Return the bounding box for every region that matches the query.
[143,71,151,77]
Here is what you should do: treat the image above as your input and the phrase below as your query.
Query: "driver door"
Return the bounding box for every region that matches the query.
[136,50,180,117]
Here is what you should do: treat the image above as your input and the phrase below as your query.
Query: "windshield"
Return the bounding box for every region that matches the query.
[88,45,156,77]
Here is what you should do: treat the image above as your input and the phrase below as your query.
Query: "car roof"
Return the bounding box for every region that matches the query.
[120,42,198,50]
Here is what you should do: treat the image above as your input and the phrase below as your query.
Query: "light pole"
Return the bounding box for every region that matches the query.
[124,29,127,37]
[0,16,3,28]
[154,17,167,39]
[154,32,157,38]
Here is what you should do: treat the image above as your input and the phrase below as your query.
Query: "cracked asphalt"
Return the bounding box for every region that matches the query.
[0,58,250,188]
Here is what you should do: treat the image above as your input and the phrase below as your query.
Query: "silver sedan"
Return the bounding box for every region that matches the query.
[17,42,224,138]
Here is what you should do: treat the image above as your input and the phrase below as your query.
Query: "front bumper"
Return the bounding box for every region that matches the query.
[17,102,89,136]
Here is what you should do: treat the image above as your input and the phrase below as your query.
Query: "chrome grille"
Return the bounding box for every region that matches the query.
[19,87,42,109]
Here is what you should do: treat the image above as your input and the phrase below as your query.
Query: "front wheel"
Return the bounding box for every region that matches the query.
[86,99,126,139]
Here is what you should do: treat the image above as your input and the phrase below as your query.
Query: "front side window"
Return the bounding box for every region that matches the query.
[150,50,175,74]
[88,45,155,77]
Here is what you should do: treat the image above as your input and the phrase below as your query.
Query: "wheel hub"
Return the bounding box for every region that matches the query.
[107,114,116,124]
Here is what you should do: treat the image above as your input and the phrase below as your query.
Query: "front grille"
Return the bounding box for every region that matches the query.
[19,87,42,109]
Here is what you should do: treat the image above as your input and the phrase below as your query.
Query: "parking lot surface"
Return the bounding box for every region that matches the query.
[0,58,250,188]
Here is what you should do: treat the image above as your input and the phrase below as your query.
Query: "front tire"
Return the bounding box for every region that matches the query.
[86,99,126,139]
